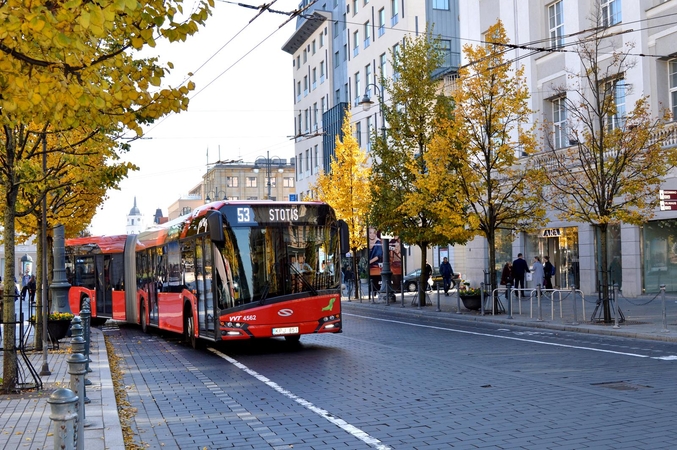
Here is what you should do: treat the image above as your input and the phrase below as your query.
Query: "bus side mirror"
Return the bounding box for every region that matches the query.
[207,211,225,243]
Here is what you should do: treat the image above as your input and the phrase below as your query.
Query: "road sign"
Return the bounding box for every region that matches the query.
[659,189,677,200]
[289,194,297,201]
[660,200,677,211]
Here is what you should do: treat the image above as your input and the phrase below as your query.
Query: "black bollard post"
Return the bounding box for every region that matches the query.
[80,299,92,373]
[506,283,513,319]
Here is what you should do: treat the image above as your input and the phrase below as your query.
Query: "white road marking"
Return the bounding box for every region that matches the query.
[345,313,677,361]
[209,348,391,450]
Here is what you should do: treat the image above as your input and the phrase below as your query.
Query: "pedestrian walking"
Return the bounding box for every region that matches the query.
[343,265,354,298]
[500,262,512,286]
[439,257,454,296]
[543,256,554,290]
[532,256,544,290]
[512,253,530,298]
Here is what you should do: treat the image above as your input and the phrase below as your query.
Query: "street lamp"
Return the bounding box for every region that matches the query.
[359,84,393,300]
[253,150,284,200]
[205,187,227,203]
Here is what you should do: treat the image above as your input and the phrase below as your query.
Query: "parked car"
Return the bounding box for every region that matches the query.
[402,268,445,292]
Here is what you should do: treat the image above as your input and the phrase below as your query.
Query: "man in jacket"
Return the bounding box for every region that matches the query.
[512,253,530,298]
[439,257,454,296]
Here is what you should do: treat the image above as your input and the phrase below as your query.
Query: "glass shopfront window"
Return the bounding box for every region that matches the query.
[526,227,579,289]
[642,219,677,293]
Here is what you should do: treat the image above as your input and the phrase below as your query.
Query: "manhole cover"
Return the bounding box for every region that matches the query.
[591,381,652,391]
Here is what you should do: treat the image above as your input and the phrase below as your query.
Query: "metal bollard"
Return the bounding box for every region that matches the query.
[70,330,90,404]
[537,284,543,321]
[571,286,579,325]
[480,282,485,316]
[506,283,513,319]
[660,284,669,333]
[71,318,92,386]
[68,353,87,450]
[80,300,92,372]
[456,282,461,314]
[435,282,441,312]
[48,388,78,450]
[613,284,620,329]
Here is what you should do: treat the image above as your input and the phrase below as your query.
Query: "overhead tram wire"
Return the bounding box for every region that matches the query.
[126,1,315,142]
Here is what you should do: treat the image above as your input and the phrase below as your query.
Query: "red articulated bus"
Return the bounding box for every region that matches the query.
[66,201,343,346]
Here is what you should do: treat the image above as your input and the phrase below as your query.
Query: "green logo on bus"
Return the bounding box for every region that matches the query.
[321,297,336,312]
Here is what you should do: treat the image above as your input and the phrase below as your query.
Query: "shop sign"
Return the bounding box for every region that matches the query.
[659,189,677,200]
[542,228,561,237]
[660,200,677,211]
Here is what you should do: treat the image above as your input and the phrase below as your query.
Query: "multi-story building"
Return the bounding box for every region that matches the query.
[283,0,462,274]
[459,0,677,295]
[201,158,297,204]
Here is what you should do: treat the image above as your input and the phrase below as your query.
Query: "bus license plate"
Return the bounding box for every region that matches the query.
[272,327,299,335]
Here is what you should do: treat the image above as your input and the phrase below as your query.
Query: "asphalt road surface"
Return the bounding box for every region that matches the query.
[104,303,677,449]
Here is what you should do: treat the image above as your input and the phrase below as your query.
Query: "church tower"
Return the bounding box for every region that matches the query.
[126,197,144,235]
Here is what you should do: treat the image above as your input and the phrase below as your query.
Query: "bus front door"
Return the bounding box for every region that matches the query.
[196,238,217,339]
[95,255,113,317]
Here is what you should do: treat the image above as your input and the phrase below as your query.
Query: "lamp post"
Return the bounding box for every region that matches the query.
[359,84,393,300]
[205,187,227,203]
[253,150,284,200]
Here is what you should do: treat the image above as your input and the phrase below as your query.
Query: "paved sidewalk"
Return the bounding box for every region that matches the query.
[0,326,124,450]
[344,281,677,343]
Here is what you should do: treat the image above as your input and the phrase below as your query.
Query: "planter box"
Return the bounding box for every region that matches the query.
[460,295,483,311]
[47,319,72,343]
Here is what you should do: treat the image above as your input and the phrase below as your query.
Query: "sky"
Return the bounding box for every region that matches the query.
[88,0,302,236]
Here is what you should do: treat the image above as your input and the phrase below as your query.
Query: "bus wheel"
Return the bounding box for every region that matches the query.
[184,312,197,349]
[284,335,301,344]
[140,304,148,334]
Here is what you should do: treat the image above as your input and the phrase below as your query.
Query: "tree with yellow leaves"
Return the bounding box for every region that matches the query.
[0,0,213,392]
[369,31,472,307]
[430,21,546,291]
[540,23,675,322]
[313,109,371,299]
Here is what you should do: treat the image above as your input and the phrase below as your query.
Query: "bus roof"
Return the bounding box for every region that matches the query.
[65,235,128,254]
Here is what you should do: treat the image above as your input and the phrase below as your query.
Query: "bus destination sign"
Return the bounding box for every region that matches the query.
[233,206,301,224]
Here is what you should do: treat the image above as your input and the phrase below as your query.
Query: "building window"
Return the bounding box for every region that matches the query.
[352,0,358,14]
[378,8,385,37]
[334,50,340,68]
[320,32,324,48]
[552,96,567,149]
[313,102,318,130]
[392,43,400,78]
[380,53,387,85]
[670,59,677,120]
[305,108,310,132]
[283,177,295,188]
[312,68,317,90]
[437,39,452,68]
[314,145,319,170]
[298,152,303,174]
[320,60,325,82]
[433,0,448,10]
[353,30,359,56]
[365,63,372,88]
[601,0,621,27]
[303,49,307,63]
[356,121,362,147]
[333,20,339,37]
[296,55,300,69]
[303,75,308,96]
[606,78,626,130]
[312,40,316,54]
[548,1,564,49]
[366,115,373,151]
[391,0,398,26]
[364,21,371,48]
[246,177,257,187]
[354,71,361,106]
[226,176,238,187]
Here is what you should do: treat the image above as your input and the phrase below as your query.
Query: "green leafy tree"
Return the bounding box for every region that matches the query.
[541,25,675,321]
[430,21,546,289]
[0,0,213,393]
[370,31,472,306]
[313,110,371,299]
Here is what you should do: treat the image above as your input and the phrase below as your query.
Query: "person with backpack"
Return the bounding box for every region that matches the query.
[543,255,554,290]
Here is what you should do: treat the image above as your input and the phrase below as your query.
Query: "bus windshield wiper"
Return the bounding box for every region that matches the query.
[290,264,318,296]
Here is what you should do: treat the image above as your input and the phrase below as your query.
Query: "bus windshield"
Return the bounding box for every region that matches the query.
[215,222,340,308]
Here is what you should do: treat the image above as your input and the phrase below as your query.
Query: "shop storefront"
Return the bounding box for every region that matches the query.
[525,227,579,289]
[642,219,677,293]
